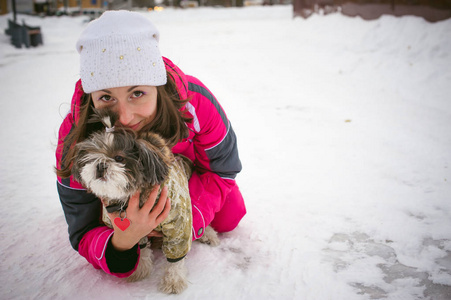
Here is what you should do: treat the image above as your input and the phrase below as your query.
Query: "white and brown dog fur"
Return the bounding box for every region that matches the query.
[71,108,219,294]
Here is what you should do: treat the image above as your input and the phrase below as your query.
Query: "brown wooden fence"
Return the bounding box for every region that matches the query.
[293,0,451,22]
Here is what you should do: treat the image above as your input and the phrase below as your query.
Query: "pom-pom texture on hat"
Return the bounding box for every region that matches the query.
[76,10,167,93]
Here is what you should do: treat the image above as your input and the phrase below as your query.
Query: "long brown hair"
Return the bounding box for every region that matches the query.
[56,71,192,179]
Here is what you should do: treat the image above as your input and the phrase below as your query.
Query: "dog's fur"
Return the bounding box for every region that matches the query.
[71,108,219,294]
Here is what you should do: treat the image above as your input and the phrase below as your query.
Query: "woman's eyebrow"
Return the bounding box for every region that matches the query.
[101,89,112,94]
[127,86,139,92]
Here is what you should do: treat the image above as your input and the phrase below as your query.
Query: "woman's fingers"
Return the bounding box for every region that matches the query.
[108,185,170,228]
[106,186,171,251]
[144,185,171,224]
[155,197,171,225]
[141,185,161,212]
[149,185,168,215]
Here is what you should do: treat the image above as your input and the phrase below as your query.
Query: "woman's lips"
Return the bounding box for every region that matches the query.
[127,121,141,131]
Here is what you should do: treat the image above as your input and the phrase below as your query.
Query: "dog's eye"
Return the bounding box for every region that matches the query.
[114,155,124,162]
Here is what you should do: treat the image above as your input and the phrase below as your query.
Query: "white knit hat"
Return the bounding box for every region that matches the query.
[76,10,167,94]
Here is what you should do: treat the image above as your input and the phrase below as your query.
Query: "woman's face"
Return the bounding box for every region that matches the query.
[91,85,157,131]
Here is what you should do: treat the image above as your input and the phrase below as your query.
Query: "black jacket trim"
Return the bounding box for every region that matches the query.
[105,239,139,273]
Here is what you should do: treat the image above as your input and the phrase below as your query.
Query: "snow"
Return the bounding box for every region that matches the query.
[1,5,451,299]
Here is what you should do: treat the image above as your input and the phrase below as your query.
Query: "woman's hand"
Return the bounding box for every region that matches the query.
[107,185,171,251]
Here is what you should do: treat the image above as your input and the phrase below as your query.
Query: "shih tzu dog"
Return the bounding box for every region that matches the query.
[71,108,219,294]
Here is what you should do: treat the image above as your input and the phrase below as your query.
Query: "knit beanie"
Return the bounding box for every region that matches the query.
[76,10,167,94]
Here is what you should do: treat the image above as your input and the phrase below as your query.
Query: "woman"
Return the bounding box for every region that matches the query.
[55,10,246,278]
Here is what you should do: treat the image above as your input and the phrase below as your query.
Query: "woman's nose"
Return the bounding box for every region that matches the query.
[117,102,134,126]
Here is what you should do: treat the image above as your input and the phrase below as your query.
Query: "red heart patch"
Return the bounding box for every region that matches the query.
[114,217,131,231]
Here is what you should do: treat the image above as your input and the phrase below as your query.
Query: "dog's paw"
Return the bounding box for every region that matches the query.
[127,247,153,282]
[159,276,188,294]
[197,225,220,247]
[159,259,188,294]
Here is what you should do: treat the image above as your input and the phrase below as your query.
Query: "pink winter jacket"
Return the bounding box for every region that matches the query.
[56,58,243,277]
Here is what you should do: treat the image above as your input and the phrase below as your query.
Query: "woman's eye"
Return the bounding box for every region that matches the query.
[99,95,113,102]
[131,91,144,98]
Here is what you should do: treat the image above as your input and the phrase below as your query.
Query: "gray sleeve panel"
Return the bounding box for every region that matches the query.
[57,182,102,251]
[205,123,242,179]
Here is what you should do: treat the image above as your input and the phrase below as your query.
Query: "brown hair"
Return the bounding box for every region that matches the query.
[56,71,192,179]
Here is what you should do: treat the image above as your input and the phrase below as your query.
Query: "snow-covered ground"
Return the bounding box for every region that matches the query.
[1,5,450,300]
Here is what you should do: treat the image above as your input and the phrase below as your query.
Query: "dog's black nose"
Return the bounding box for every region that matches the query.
[96,163,107,179]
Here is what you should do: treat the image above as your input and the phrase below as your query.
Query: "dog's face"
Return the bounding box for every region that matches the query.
[71,109,172,203]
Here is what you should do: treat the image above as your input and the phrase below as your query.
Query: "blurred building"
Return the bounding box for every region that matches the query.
[1,0,33,14]
[293,0,451,22]
[0,0,267,15]
[1,0,7,14]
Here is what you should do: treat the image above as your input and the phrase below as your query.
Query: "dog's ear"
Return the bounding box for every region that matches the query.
[70,143,85,184]
[136,138,173,186]
[140,132,173,161]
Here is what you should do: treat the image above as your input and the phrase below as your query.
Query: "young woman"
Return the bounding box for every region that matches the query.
[55,10,246,278]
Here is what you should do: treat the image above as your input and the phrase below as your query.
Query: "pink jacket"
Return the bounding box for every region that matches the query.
[56,58,243,277]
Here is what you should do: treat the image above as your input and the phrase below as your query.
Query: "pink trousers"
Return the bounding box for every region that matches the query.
[189,171,246,240]
[210,184,246,232]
